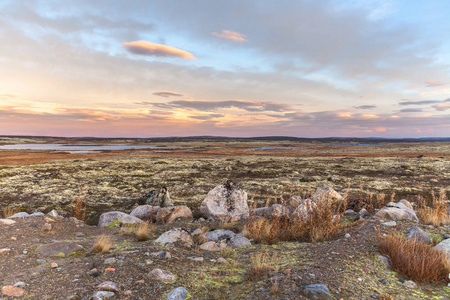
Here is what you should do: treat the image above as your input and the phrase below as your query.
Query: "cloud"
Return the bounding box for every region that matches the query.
[434,103,450,111]
[152,91,185,98]
[211,30,247,42]
[399,100,441,106]
[425,80,446,87]
[189,113,224,120]
[149,100,292,112]
[122,41,196,60]
[353,105,376,110]
[399,108,423,113]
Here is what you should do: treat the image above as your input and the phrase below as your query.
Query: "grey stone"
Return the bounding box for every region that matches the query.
[104,258,116,264]
[7,212,30,218]
[148,268,175,282]
[304,283,333,300]
[199,240,230,251]
[167,287,189,300]
[36,259,46,264]
[130,205,160,222]
[0,218,16,225]
[230,234,251,248]
[433,238,450,264]
[405,226,431,244]
[93,291,115,299]
[378,255,391,268]
[376,201,419,222]
[344,209,356,215]
[156,206,193,224]
[313,186,343,203]
[98,211,143,227]
[155,228,194,247]
[47,210,60,218]
[96,281,118,292]
[29,212,45,217]
[205,229,235,241]
[13,282,26,288]
[200,180,249,220]
[36,242,83,257]
[381,221,397,227]
[403,280,417,289]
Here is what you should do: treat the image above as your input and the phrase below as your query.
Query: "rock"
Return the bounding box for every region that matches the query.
[0,218,16,225]
[98,211,143,227]
[1,285,25,297]
[42,223,52,231]
[13,282,26,288]
[199,240,230,251]
[433,238,450,263]
[130,205,160,222]
[50,262,58,268]
[293,199,318,219]
[405,226,431,244]
[313,186,343,203]
[36,259,46,264]
[188,257,204,262]
[304,284,332,300]
[358,208,369,217]
[36,242,83,257]
[93,291,115,299]
[138,187,173,207]
[148,268,175,282]
[87,268,100,277]
[378,255,391,268]
[344,233,351,238]
[29,212,45,217]
[200,180,249,220]
[97,281,119,292]
[205,229,235,241]
[403,280,417,289]
[156,206,193,224]
[381,221,397,227]
[230,234,251,248]
[47,210,60,218]
[0,248,11,255]
[344,209,356,215]
[287,195,303,208]
[151,251,172,258]
[217,257,228,264]
[7,212,30,218]
[155,228,194,247]
[376,201,419,222]
[104,258,116,264]
[398,199,413,210]
[167,287,189,300]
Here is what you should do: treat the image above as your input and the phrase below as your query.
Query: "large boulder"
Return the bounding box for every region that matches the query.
[156,206,193,224]
[36,242,83,257]
[200,180,249,220]
[130,205,160,222]
[155,228,194,247]
[98,211,143,227]
[313,186,343,203]
[138,187,173,207]
[375,201,419,222]
[404,226,431,244]
[433,238,450,263]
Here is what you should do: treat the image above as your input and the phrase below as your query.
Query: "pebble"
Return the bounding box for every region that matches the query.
[381,221,397,227]
[0,248,11,255]
[75,232,85,237]
[167,287,189,300]
[51,262,58,268]
[87,268,100,277]
[11,237,17,240]
[0,218,16,225]
[93,291,115,299]
[97,281,119,292]
[403,280,417,289]
[13,282,26,288]
[105,268,115,272]
[188,257,204,262]
[217,257,227,264]
[344,233,351,238]
[1,285,25,297]
[42,223,52,231]
[104,258,116,264]
[146,259,153,265]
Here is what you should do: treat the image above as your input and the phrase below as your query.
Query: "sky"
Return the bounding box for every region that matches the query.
[1,0,450,138]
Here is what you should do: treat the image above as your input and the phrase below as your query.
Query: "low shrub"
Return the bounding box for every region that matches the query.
[247,251,277,281]
[92,235,113,253]
[378,232,450,283]
[416,189,449,227]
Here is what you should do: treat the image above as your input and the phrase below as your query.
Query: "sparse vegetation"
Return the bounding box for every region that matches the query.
[1,207,18,218]
[378,232,450,283]
[416,188,449,226]
[135,221,152,241]
[71,185,88,221]
[247,251,278,281]
[92,234,113,253]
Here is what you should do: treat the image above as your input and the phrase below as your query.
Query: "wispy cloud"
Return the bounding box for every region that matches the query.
[399,100,441,105]
[122,41,196,60]
[144,100,292,112]
[211,30,247,42]
[399,108,423,113]
[152,91,185,98]
[353,105,376,110]
[434,103,450,111]
[425,80,446,87]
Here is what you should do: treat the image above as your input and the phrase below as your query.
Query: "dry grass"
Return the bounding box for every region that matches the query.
[92,235,113,253]
[416,189,449,227]
[244,187,358,243]
[71,186,88,221]
[135,221,152,241]
[378,295,394,300]
[269,280,280,295]
[1,207,19,218]
[378,232,450,283]
[247,251,277,281]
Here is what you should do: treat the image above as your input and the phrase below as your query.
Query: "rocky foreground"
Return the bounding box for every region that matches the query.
[1,183,450,299]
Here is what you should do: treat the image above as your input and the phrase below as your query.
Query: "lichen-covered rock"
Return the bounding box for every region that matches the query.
[433,238,450,263]
[375,201,419,222]
[36,242,83,257]
[230,234,251,248]
[200,180,249,220]
[199,240,230,251]
[167,287,189,300]
[313,186,343,203]
[156,206,193,224]
[148,268,175,282]
[98,211,143,227]
[155,228,194,247]
[405,226,431,244]
[304,283,332,300]
[205,229,235,241]
[130,205,160,222]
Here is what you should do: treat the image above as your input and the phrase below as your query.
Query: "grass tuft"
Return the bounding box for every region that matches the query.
[416,189,449,227]
[92,234,113,253]
[378,232,450,283]
[135,221,152,241]
[247,251,277,281]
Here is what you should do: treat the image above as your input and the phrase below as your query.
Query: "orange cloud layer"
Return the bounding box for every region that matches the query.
[122,41,196,60]
[211,30,247,42]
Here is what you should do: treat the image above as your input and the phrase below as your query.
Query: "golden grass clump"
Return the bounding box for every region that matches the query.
[1,207,19,218]
[247,251,277,281]
[92,235,113,253]
[416,189,449,227]
[135,221,152,241]
[378,232,450,283]
[71,186,88,221]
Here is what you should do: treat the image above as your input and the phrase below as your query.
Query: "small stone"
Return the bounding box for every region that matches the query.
[403,280,417,289]
[44,217,55,223]
[11,237,17,240]
[1,285,25,297]
[188,257,204,262]
[104,258,116,264]
[13,282,26,288]
[0,218,16,225]
[87,268,100,277]
[217,257,227,264]
[167,287,189,300]
[50,262,58,268]
[124,290,132,296]
[97,281,119,292]
[75,232,85,237]
[0,248,11,255]
[135,280,145,284]
[105,268,115,272]
[146,259,153,265]
[381,221,397,227]
[344,233,351,238]
[93,291,115,299]
[36,259,46,264]
[378,255,391,268]
[148,268,175,282]
[304,283,332,300]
